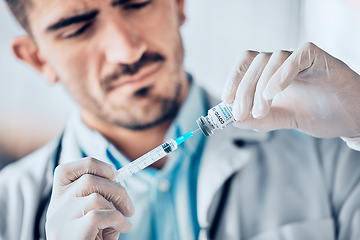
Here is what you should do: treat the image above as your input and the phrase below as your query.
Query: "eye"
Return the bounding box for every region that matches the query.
[124,1,151,10]
[65,22,92,39]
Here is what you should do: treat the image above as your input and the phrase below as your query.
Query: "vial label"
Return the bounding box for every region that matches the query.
[208,102,235,129]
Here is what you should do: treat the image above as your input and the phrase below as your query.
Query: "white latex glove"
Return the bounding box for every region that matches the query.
[46,158,134,240]
[221,42,360,150]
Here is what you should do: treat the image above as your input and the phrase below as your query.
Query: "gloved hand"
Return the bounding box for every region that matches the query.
[221,42,360,150]
[46,157,134,240]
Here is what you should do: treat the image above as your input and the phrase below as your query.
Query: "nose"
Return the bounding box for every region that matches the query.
[102,17,147,64]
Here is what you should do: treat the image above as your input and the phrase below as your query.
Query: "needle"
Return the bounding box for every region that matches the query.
[193,128,201,134]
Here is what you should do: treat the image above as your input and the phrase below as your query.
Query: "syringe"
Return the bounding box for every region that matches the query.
[114,130,199,185]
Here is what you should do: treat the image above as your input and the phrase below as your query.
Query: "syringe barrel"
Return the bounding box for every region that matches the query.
[114,170,127,187]
[114,139,178,185]
[196,102,236,137]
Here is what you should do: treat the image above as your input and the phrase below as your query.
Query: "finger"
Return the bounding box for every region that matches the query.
[263,42,317,101]
[46,209,131,239]
[54,157,116,186]
[232,52,271,121]
[252,50,292,119]
[71,174,134,217]
[76,193,116,218]
[80,209,132,236]
[221,50,259,103]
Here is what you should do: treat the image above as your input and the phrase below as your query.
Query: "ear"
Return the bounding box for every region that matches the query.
[176,0,186,26]
[11,36,58,84]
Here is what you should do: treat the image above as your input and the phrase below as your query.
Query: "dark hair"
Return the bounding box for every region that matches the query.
[4,0,33,33]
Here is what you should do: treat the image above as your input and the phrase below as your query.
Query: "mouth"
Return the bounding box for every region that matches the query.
[106,62,163,92]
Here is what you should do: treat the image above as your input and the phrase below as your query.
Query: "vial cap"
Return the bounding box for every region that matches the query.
[196,116,214,136]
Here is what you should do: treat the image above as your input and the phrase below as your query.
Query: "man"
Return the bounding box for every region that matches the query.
[1,0,360,239]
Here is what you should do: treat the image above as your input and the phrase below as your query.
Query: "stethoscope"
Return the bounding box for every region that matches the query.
[33,134,63,239]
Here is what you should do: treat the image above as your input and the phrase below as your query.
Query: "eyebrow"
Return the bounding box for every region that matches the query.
[46,10,99,32]
[111,0,132,7]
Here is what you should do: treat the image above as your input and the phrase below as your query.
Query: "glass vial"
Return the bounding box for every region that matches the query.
[196,102,236,136]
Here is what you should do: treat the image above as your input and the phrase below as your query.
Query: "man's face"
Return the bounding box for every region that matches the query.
[28,0,187,129]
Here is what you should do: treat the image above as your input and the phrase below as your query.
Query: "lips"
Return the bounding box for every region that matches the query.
[106,62,163,92]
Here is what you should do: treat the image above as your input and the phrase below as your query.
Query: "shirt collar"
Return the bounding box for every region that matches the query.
[58,109,111,166]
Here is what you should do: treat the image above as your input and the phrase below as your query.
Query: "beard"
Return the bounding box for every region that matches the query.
[71,74,185,131]
[109,81,183,130]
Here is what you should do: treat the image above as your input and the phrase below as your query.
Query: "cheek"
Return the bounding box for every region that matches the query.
[45,43,102,93]
[152,75,180,97]
[57,49,92,80]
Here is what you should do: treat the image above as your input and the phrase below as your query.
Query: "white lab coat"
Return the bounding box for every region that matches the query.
[1,95,360,240]
[198,125,360,239]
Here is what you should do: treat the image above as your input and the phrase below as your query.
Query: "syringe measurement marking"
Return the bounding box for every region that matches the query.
[133,147,163,170]
[128,146,165,174]
[115,131,195,185]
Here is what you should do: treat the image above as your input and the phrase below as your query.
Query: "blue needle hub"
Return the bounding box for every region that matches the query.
[175,131,194,145]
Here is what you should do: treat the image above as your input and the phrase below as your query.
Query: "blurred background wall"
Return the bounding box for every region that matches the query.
[1,0,360,169]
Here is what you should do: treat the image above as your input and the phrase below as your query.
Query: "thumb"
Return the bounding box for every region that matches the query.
[233,105,295,132]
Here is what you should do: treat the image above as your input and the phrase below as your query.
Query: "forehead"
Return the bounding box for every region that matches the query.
[32,0,97,13]
[28,0,106,31]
